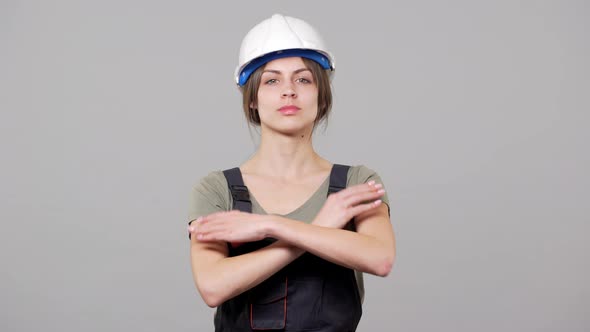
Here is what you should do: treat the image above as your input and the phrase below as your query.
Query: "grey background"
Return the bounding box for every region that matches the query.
[1,0,588,331]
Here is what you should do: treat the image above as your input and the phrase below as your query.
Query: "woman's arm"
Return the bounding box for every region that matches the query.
[191,203,394,305]
[192,182,395,280]
[190,229,304,308]
[267,203,395,277]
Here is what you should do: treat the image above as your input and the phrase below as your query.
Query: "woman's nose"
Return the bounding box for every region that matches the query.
[282,85,297,98]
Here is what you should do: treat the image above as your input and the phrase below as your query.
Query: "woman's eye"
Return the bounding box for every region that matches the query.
[264,78,278,85]
[296,77,311,83]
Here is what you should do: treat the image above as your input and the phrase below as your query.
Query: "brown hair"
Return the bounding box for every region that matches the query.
[241,57,332,132]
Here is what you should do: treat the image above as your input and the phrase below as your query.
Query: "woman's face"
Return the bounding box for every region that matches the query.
[255,57,319,136]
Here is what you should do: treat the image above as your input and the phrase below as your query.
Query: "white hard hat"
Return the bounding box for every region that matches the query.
[235,13,335,86]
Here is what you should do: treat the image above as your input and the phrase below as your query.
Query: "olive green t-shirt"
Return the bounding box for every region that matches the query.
[188,164,390,304]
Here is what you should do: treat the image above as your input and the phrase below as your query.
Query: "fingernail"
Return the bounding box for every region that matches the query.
[374,183,383,189]
[368,180,375,186]
[374,199,382,205]
[377,189,385,194]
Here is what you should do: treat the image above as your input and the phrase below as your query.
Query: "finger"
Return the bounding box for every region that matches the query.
[366,180,384,190]
[343,188,385,207]
[189,224,205,236]
[195,227,225,242]
[188,224,199,233]
[338,182,383,200]
[348,199,382,217]
[198,220,228,236]
[188,219,208,233]
[195,231,215,241]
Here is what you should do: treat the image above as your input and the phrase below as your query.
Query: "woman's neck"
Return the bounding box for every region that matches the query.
[242,129,330,180]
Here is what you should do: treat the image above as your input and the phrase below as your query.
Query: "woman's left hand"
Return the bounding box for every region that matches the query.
[188,210,270,243]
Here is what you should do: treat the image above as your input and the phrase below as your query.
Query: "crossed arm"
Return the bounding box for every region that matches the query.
[189,182,396,308]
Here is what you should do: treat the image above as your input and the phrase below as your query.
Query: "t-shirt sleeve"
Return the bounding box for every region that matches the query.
[188,171,231,225]
[347,165,391,217]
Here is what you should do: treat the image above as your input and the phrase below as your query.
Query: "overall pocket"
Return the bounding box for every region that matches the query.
[249,276,288,330]
[286,277,326,330]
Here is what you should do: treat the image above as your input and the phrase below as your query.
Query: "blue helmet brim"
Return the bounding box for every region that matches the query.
[238,49,332,86]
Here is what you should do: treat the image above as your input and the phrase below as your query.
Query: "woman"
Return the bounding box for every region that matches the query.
[188,13,396,332]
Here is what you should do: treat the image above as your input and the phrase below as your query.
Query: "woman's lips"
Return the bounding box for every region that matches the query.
[278,105,300,114]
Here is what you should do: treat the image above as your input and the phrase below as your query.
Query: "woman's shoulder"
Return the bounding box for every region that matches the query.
[190,170,230,204]
[345,164,384,185]
[345,164,391,214]
[192,169,227,189]
[195,169,227,185]
[188,170,232,220]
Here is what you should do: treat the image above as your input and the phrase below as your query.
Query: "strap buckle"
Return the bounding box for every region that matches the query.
[328,185,344,195]
[230,184,251,202]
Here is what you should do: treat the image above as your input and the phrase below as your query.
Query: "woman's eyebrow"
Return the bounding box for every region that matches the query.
[262,68,311,74]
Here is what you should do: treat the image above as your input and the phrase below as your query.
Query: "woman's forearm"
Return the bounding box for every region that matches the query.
[191,205,394,306]
[264,216,395,276]
[191,240,304,307]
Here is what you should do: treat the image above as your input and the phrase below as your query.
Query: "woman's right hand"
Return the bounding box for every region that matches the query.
[312,181,386,229]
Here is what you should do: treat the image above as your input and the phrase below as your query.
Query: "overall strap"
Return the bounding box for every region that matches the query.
[328,164,350,195]
[222,167,252,213]
[223,164,350,211]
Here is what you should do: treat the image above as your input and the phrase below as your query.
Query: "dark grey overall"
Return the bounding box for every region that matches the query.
[214,164,362,332]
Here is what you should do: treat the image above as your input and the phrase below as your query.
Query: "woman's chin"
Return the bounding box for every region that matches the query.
[276,126,313,137]
[262,122,314,137]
